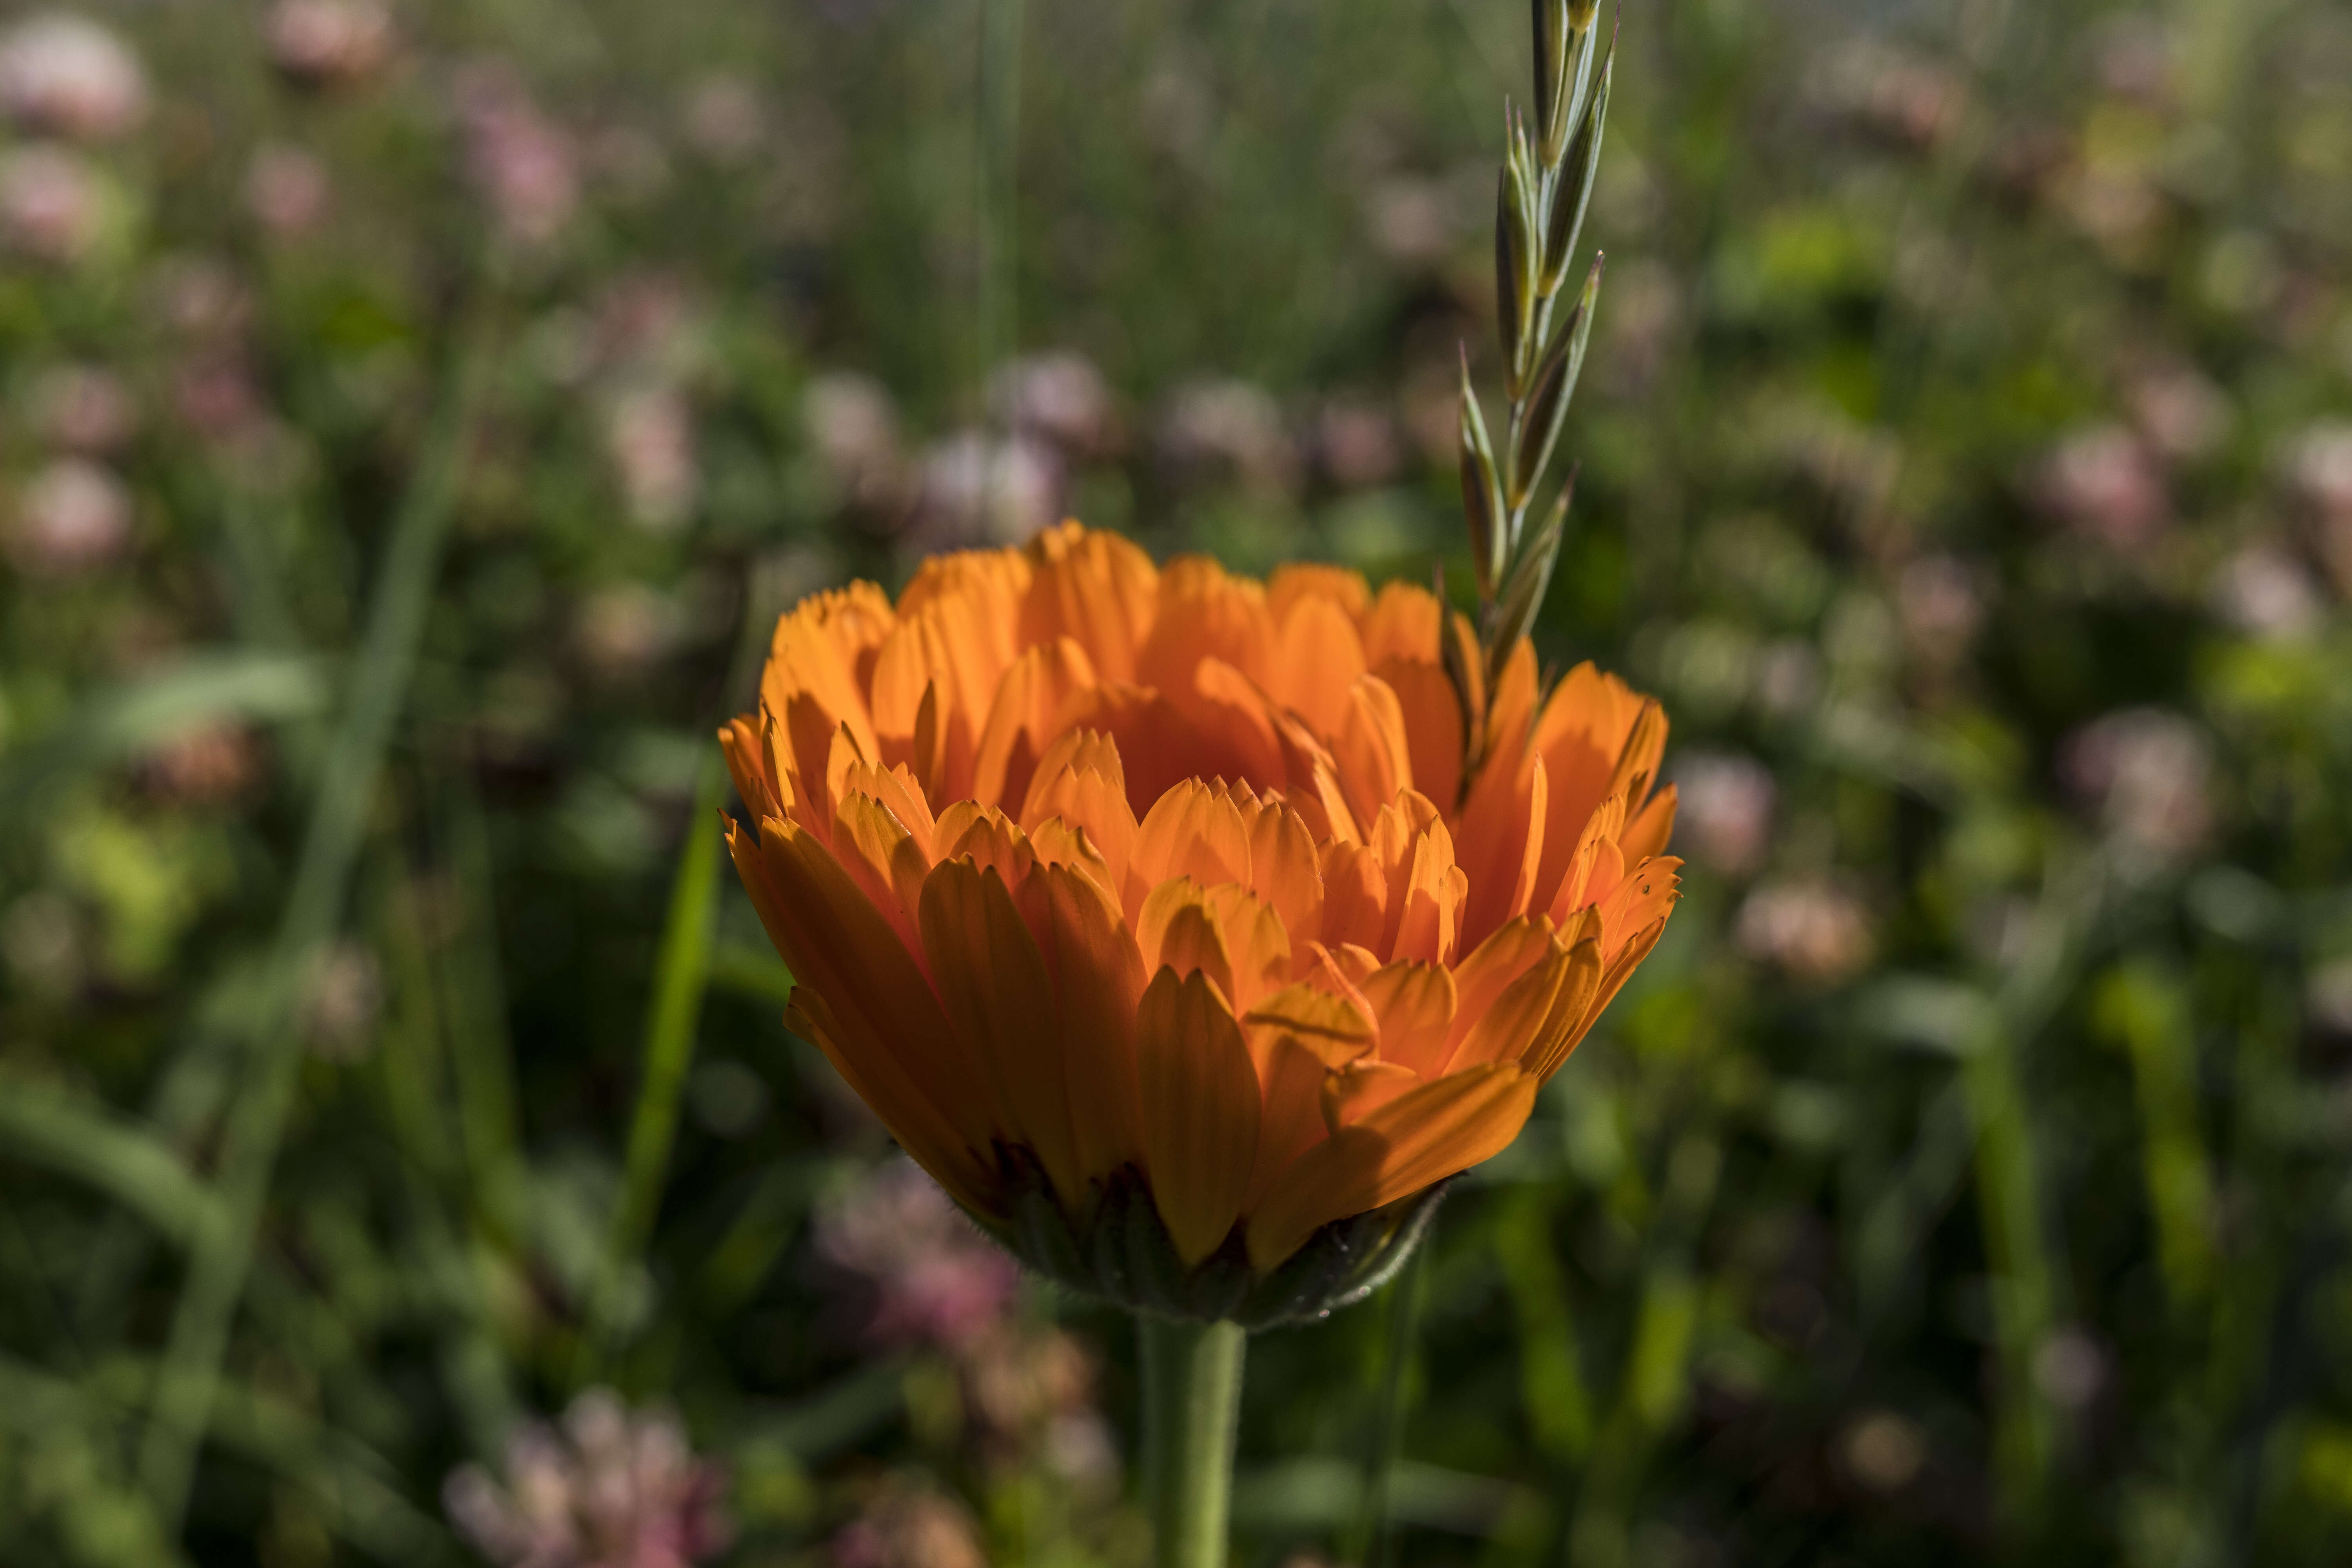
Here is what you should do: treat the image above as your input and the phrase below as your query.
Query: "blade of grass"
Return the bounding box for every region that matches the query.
[431,766,530,1241]
[575,753,731,1373]
[0,1069,222,1248]
[136,324,493,1528]
[975,0,1025,414]
[577,579,776,1375]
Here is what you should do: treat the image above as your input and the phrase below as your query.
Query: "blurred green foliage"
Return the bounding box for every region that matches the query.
[5,0,2352,1564]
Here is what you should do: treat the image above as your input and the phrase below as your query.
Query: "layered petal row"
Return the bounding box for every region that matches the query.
[723,523,1680,1274]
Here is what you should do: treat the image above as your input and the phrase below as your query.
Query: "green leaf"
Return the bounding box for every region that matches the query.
[1541,49,1612,292]
[1457,348,1507,599]
[0,1068,221,1246]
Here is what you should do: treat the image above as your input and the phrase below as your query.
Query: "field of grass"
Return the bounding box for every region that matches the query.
[6,0,2352,1563]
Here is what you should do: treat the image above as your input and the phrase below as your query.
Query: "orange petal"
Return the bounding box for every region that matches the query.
[1022,523,1158,684]
[1359,580,1443,668]
[1318,842,1387,955]
[1546,792,1628,923]
[1137,879,1235,1006]
[1243,982,1374,1068]
[1267,561,1372,624]
[1133,779,1252,898]
[1619,782,1678,866]
[830,792,932,961]
[1267,592,1367,738]
[728,816,1001,1161]
[1357,960,1457,1076]
[788,987,994,1216]
[1242,797,1325,955]
[1243,1032,1337,1212]
[919,858,1085,1207]
[1445,938,1571,1073]
[1520,934,1605,1081]
[1377,657,1464,816]
[1440,916,1557,1065]
[1558,915,1672,1075]
[1136,967,1262,1265]
[1596,856,1684,965]
[1319,1058,1423,1133]
[1138,556,1273,693]
[1040,862,1147,1185]
[969,635,1101,813]
[1331,674,1413,833]
[1203,883,1292,1014]
[760,583,893,761]
[1245,1062,1537,1270]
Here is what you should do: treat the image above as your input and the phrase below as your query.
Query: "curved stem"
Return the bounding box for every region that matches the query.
[1139,1315,1246,1568]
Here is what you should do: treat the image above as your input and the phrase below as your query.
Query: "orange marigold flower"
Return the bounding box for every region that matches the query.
[721,523,1679,1319]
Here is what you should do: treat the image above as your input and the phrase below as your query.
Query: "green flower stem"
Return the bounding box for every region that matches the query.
[1138,1314,1246,1568]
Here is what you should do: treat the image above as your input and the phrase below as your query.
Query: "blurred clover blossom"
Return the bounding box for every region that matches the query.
[445,1390,731,1568]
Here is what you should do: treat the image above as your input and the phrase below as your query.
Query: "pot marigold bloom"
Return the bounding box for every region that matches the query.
[721,523,1679,1322]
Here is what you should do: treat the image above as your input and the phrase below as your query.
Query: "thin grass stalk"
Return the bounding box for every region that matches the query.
[975,0,1024,413]
[1962,1022,2058,1525]
[431,769,530,1241]
[135,326,493,1528]
[1345,1233,1432,1568]
[576,755,731,1371]
[579,575,776,1372]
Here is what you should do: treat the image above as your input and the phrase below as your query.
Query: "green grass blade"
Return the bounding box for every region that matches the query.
[0,1069,220,1247]
[577,752,730,1371]
[136,326,493,1528]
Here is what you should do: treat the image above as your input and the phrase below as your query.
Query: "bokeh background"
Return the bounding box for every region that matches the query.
[5,0,2352,1563]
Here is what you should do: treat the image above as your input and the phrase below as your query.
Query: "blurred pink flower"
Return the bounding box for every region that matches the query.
[829,1482,986,1568]
[804,372,902,491]
[266,0,393,91]
[2285,423,2352,595]
[137,722,262,808]
[2125,361,2229,464]
[2288,423,2352,525]
[1671,751,1776,876]
[172,357,265,442]
[1314,397,1402,491]
[0,13,146,142]
[2062,707,2212,858]
[2213,544,2322,641]
[445,1391,731,1568]
[573,584,684,686]
[458,65,579,247]
[813,1157,1020,1354]
[1161,379,1298,496]
[298,941,382,1062]
[2030,424,2168,548]
[604,386,699,532]
[0,143,107,264]
[7,457,132,577]
[1738,879,1873,985]
[1896,553,1985,668]
[1806,38,1967,150]
[244,143,331,237]
[681,73,766,163]
[2092,15,2176,107]
[911,432,1061,549]
[152,256,256,343]
[990,351,1114,456]
[30,363,137,456]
